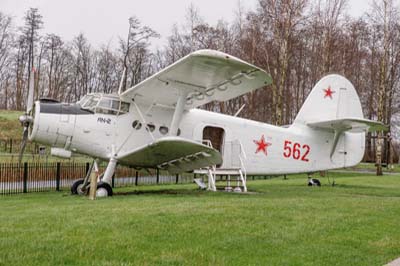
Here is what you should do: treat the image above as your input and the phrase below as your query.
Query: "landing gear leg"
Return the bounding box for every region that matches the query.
[71,159,97,195]
[71,158,116,197]
[96,157,117,197]
[101,157,117,185]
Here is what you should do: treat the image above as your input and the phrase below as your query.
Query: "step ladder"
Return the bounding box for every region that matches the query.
[194,167,247,192]
[194,139,247,192]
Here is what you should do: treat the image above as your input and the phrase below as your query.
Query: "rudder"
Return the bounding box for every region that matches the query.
[294,74,364,125]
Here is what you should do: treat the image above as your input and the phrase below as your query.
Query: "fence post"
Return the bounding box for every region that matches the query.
[56,162,61,191]
[175,174,179,184]
[156,168,159,184]
[9,138,12,154]
[135,171,138,186]
[23,162,28,193]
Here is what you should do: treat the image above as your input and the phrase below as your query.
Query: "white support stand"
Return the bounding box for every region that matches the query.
[225,175,232,191]
[207,166,217,191]
[88,160,99,200]
[239,169,247,192]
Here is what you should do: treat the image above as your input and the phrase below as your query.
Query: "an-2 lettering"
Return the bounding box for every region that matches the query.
[283,140,310,162]
[97,117,111,124]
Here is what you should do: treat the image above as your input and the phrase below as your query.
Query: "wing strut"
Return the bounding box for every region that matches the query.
[133,100,155,141]
[170,91,188,136]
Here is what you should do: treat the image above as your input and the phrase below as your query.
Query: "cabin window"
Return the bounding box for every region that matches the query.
[132,120,142,130]
[146,123,156,132]
[159,126,169,135]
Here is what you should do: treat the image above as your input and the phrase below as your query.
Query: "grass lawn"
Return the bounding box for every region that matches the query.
[350,162,400,173]
[0,110,22,139]
[0,109,91,163]
[1,172,400,266]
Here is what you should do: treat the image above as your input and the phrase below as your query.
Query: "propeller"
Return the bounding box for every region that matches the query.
[18,68,35,163]
[117,67,126,95]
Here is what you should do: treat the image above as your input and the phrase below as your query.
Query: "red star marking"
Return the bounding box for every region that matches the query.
[323,86,335,99]
[253,135,272,156]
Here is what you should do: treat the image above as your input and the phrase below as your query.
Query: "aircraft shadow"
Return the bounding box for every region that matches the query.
[114,188,206,196]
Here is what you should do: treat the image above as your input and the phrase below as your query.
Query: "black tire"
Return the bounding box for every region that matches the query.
[313,178,321,186]
[308,178,321,186]
[71,179,86,195]
[95,181,113,197]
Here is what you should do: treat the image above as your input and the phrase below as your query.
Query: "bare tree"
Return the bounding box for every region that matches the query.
[0,13,13,109]
[20,8,43,109]
[120,16,159,92]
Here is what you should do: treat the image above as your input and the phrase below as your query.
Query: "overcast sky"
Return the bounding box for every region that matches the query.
[0,0,387,51]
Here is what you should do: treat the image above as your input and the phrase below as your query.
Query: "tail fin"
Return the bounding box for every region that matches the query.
[294,74,363,125]
[293,74,387,168]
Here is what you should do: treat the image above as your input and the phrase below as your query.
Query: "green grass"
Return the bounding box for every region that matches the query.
[0,110,23,139]
[350,162,400,173]
[1,172,400,266]
[0,109,91,162]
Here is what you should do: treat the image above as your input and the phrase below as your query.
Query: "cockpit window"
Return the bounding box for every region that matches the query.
[120,102,130,113]
[80,94,130,116]
[98,98,112,109]
[78,95,90,106]
[85,96,100,109]
[112,100,120,110]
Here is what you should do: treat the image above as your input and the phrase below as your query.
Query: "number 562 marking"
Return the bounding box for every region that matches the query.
[283,140,310,162]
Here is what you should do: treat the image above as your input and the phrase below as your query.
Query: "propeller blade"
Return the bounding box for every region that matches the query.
[18,128,28,163]
[118,68,126,95]
[26,68,35,114]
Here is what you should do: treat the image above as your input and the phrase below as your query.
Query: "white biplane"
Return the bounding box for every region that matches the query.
[18,50,386,197]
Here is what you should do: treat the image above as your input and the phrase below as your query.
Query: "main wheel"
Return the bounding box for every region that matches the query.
[95,182,113,197]
[71,179,87,195]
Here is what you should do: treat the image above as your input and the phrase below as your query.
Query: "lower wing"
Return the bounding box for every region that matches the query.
[116,137,222,174]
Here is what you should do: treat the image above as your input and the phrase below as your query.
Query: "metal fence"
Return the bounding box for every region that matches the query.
[0,162,195,195]
[0,138,42,154]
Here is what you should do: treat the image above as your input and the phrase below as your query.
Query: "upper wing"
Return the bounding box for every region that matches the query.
[120,49,272,109]
[307,118,388,132]
[116,137,222,174]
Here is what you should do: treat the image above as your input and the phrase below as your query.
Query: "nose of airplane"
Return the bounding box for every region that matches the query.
[28,101,40,141]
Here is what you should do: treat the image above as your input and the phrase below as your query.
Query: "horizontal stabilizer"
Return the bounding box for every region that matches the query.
[307,118,388,133]
[117,137,222,174]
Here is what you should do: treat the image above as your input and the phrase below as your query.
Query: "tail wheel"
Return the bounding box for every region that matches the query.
[71,179,87,195]
[95,182,113,197]
[308,178,321,186]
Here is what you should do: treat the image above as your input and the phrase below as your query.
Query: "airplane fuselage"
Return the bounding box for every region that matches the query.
[30,96,365,175]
